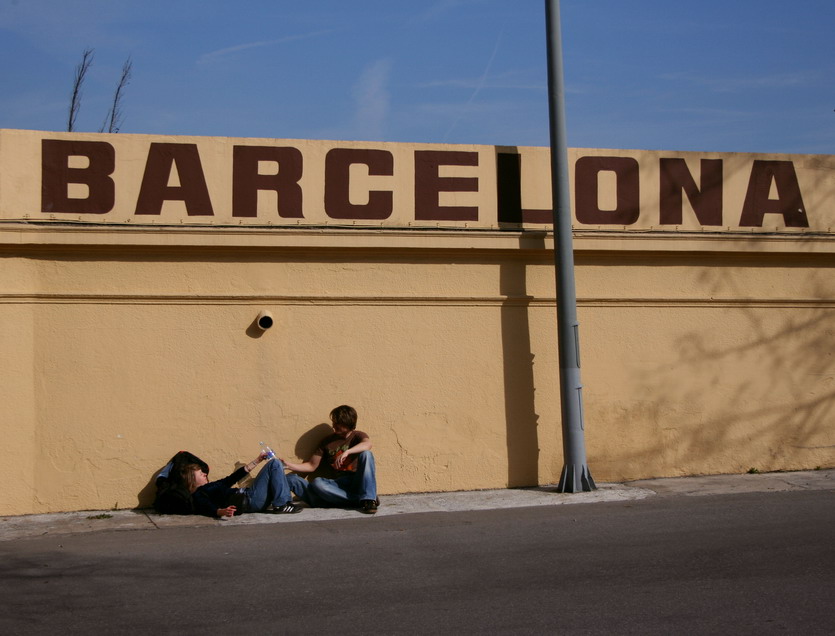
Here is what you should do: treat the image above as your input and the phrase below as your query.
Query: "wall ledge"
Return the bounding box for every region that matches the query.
[1,222,834,255]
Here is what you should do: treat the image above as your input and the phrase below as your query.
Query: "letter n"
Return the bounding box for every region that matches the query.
[659,158,722,226]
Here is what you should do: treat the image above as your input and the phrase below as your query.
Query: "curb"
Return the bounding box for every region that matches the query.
[1,469,831,542]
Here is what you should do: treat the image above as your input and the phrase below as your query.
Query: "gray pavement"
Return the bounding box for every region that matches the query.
[1,468,831,542]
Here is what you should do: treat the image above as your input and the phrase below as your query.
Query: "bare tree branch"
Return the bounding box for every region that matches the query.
[68,48,94,132]
[100,56,133,134]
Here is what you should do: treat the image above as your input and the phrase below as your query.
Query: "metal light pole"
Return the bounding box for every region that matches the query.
[545,0,595,492]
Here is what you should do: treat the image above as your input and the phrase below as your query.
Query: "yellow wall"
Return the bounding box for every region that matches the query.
[1,130,833,515]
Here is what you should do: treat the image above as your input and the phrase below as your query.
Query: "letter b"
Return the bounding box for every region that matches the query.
[41,139,115,214]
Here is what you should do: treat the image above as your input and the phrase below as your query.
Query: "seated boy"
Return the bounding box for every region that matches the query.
[283,405,379,514]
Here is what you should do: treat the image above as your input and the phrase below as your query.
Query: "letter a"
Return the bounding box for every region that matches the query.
[739,160,808,228]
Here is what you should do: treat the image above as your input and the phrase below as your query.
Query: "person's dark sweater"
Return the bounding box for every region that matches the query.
[192,467,248,517]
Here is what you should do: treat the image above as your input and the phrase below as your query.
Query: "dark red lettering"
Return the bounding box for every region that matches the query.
[575,156,639,225]
[739,160,809,227]
[135,143,213,216]
[41,139,115,214]
[414,150,478,222]
[324,148,393,220]
[659,158,723,226]
[232,146,303,218]
[497,152,551,224]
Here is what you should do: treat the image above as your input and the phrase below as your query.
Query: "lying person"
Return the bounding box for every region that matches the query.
[186,450,302,517]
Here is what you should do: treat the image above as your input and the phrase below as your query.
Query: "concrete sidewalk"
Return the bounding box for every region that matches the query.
[1,469,831,542]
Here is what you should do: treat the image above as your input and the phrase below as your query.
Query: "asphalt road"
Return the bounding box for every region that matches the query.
[1,489,832,635]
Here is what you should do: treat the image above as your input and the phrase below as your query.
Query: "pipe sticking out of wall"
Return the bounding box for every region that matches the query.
[256,310,274,331]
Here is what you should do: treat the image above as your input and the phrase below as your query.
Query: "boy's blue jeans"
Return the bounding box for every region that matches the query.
[243,458,293,511]
[287,451,377,507]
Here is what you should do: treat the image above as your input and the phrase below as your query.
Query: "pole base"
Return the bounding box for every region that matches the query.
[556,463,596,493]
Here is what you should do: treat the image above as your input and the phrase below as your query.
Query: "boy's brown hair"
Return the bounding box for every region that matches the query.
[330,404,358,431]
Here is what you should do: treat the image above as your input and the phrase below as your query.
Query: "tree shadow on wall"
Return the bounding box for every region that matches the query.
[609,252,835,477]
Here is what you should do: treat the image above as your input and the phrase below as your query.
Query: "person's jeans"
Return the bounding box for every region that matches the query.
[243,458,293,511]
[287,451,377,508]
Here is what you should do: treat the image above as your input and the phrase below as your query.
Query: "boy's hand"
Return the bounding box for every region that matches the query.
[217,506,236,518]
[334,452,350,470]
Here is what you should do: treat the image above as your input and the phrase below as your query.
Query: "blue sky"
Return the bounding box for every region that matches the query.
[1,0,832,154]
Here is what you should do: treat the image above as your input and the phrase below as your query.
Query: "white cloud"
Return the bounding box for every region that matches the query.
[442,29,503,141]
[413,0,490,24]
[659,71,819,93]
[417,69,545,92]
[351,58,393,141]
[197,29,338,66]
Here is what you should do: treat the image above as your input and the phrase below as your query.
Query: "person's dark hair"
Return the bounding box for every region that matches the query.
[180,463,203,493]
[166,451,209,484]
[330,404,357,431]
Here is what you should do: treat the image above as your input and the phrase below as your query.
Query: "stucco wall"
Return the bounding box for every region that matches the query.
[1,229,832,516]
[1,130,833,515]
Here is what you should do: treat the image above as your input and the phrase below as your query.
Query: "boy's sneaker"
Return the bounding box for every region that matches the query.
[359,498,379,514]
[267,503,303,514]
